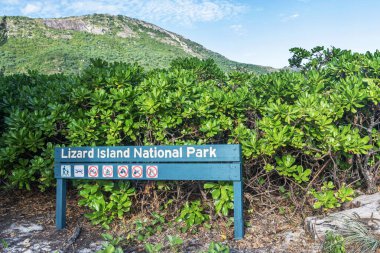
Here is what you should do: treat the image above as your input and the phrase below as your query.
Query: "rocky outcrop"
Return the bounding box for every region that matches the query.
[135,19,200,57]
[305,192,380,240]
[43,17,136,38]
[116,26,135,38]
[44,18,108,35]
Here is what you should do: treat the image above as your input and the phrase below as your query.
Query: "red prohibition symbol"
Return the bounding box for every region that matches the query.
[102,165,113,178]
[117,165,129,178]
[146,165,158,178]
[132,165,143,178]
[88,165,98,177]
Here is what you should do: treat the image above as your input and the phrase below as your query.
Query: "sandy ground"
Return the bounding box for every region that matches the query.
[0,190,321,252]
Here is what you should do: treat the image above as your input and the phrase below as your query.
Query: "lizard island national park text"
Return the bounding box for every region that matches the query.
[59,145,225,160]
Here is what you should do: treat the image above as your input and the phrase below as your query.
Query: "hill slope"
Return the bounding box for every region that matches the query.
[0,14,274,75]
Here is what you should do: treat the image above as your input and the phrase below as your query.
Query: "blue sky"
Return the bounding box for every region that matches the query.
[1,0,379,68]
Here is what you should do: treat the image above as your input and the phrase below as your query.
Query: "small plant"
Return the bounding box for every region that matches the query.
[310,181,339,210]
[204,182,234,216]
[134,219,150,241]
[310,182,355,210]
[151,212,166,231]
[96,233,123,253]
[278,185,291,199]
[322,231,346,253]
[167,235,183,252]
[205,242,230,253]
[143,235,183,253]
[336,184,355,203]
[1,238,8,249]
[134,212,166,241]
[145,242,164,253]
[274,155,311,183]
[176,200,209,233]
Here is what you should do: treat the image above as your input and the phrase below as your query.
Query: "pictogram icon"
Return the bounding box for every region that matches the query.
[102,165,113,178]
[74,165,84,177]
[61,165,71,177]
[117,165,128,178]
[146,165,158,178]
[132,165,143,178]
[88,165,99,177]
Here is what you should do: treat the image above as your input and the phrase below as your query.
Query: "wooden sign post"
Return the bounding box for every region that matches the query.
[54,144,244,239]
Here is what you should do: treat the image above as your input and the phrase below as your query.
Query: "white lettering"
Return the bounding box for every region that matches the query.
[61,149,68,158]
[143,149,150,158]
[209,147,216,157]
[157,150,164,158]
[134,148,142,158]
[172,149,179,158]
[187,147,195,157]
[88,148,94,158]
[123,149,130,158]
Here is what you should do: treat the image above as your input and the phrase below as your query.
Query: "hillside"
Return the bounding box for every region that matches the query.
[0,14,274,75]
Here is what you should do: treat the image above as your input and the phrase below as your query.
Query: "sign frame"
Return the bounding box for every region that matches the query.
[54,144,244,239]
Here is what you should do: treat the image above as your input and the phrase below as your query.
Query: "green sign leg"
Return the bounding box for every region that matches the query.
[233,180,244,239]
[56,178,67,229]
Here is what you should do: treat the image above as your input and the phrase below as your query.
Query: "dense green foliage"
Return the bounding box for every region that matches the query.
[0,15,272,75]
[0,16,6,47]
[0,47,379,232]
[78,181,135,229]
[204,182,234,216]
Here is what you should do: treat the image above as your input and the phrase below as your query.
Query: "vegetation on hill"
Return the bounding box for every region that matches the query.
[0,14,274,75]
[0,17,6,46]
[0,46,379,249]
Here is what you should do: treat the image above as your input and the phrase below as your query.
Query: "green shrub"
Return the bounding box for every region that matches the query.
[310,182,355,210]
[265,155,311,184]
[0,47,379,228]
[170,57,225,82]
[0,73,76,190]
[78,181,135,229]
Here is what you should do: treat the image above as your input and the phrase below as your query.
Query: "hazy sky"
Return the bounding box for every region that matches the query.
[1,0,380,68]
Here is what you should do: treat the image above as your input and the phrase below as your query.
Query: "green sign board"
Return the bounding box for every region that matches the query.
[54,144,244,239]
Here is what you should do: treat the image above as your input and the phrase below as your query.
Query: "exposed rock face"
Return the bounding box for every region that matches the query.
[116,26,135,38]
[43,17,136,38]
[135,19,199,57]
[305,192,380,240]
[44,18,108,35]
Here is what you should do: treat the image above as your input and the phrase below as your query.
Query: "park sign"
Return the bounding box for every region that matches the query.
[54,144,244,239]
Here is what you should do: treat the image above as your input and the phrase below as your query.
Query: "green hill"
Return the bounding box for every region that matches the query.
[0,14,274,75]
